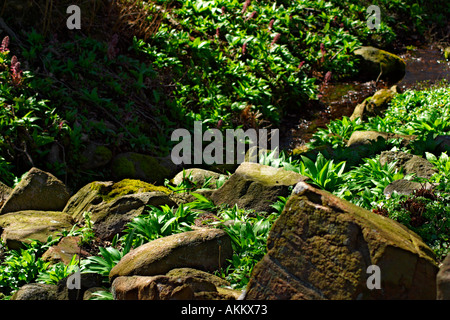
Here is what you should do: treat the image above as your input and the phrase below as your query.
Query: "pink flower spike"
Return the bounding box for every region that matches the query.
[271,33,281,46]
[268,19,274,31]
[1,36,9,52]
[242,42,247,56]
[242,0,251,14]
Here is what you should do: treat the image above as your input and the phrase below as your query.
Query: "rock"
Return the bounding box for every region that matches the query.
[11,283,60,300]
[354,46,406,83]
[169,188,215,206]
[111,152,172,185]
[379,151,437,179]
[211,162,308,213]
[0,211,74,250]
[112,275,216,300]
[0,181,12,208]
[42,236,89,264]
[112,270,238,300]
[350,87,396,121]
[79,143,113,170]
[0,167,70,214]
[437,254,450,300]
[63,179,176,241]
[383,179,425,196]
[245,182,438,300]
[83,287,110,300]
[166,268,230,288]
[57,272,104,300]
[109,228,232,281]
[434,135,450,154]
[347,131,413,148]
[172,168,224,189]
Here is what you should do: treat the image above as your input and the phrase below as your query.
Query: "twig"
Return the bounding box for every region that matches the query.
[0,18,24,47]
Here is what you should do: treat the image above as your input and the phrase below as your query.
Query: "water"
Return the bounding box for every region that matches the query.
[281,45,450,152]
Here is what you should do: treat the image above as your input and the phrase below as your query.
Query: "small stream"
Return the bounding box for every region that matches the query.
[280,45,450,152]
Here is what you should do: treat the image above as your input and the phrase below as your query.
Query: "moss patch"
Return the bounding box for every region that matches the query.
[100,179,170,202]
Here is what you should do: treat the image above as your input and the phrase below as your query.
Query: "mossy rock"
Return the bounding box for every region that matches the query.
[111,152,171,185]
[350,87,397,121]
[245,182,438,300]
[63,179,175,241]
[211,162,308,213]
[354,46,406,84]
[101,179,170,202]
[109,228,233,281]
[0,167,70,215]
[0,210,75,250]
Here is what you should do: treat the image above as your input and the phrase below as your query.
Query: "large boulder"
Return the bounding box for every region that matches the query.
[379,151,437,179]
[437,254,450,300]
[245,182,438,300]
[111,152,173,185]
[109,228,232,281]
[0,211,74,250]
[63,179,176,240]
[354,46,406,83]
[0,167,70,214]
[211,162,308,213]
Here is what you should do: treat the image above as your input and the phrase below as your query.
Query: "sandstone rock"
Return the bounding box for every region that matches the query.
[42,236,89,264]
[383,179,424,196]
[434,135,450,154]
[211,162,308,213]
[166,268,230,288]
[379,151,437,179]
[58,272,104,300]
[437,254,450,300]
[63,179,176,240]
[109,228,232,281]
[0,211,74,250]
[112,275,218,300]
[111,152,172,185]
[350,87,396,121]
[245,182,438,300]
[11,283,60,300]
[0,167,70,214]
[0,181,12,208]
[172,168,224,189]
[112,270,238,300]
[347,131,413,148]
[354,46,406,83]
